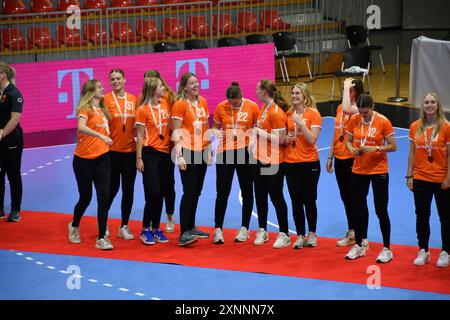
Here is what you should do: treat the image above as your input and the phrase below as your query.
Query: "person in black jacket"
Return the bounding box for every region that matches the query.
[0,62,24,222]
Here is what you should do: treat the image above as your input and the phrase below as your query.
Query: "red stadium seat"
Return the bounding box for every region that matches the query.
[28,26,58,48]
[110,21,142,43]
[85,0,107,11]
[261,10,290,30]
[213,14,241,35]
[237,11,263,33]
[187,15,210,37]
[136,19,167,41]
[58,0,82,11]
[136,0,159,4]
[83,23,107,45]
[163,17,191,39]
[162,0,183,4]
[1,28,30,50]
[57,25,88,47]
[30,0,55,13]
[2,0,29,14]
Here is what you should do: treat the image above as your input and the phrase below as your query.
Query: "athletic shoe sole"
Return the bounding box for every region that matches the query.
[155,238,169,243]
[345,253,366,260]
[213,239,224,244]
[178,237,198,247]
[140,235,155,245]
[377,257,393,263]
[253,237,269,245]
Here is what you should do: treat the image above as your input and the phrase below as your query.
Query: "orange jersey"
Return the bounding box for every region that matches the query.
[171,96,210,151]
[284,107,322,163]
[136,99,171,153]
[253,102,287,164]
[74,107,110,159]
[213,98,260,153]
[346,111,395,175]
[104,92,137,153]
[409,120,450,183]
[333,104,355,159]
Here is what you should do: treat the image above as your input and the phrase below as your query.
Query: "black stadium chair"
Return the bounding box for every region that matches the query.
[330,47,372,100]
[217,37,242,47]
[272,31,312,82]
[153,41,179,52]
[184,39,208,50]
[245,33,269,44]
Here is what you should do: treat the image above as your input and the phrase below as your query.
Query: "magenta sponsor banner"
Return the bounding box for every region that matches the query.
[12,43,274,133]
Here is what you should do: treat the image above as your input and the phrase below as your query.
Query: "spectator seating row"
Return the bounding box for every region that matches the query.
[2,0,271,14]
[1,10,291,50]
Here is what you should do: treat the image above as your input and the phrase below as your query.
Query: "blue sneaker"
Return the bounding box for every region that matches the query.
[6,210,20,222]
[140,229,155,245]
[153,228,169,243]
[0,209,5,219]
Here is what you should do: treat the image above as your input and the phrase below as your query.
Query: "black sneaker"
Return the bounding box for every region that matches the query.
[0,209,5,220]
[190,227,210,239]
[7,210,21,222]
[178,231,197,246]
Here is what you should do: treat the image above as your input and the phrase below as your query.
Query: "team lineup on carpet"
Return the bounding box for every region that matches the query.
[0,61,449,268]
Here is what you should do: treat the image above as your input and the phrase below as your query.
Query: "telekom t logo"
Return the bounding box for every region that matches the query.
[175,58,209,91]
[58,68,93,119]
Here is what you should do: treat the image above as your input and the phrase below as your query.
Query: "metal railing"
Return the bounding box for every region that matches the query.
[0,0,370,68]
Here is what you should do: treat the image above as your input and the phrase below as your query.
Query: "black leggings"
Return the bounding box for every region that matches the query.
[334,157,355,230]
[141,147,171,230]
[108,151,137,227]
[179,149,208,234]
[413,179,450,252]
[251,161,288,234]
[72,153,111,239]
[0,137,23,212]
[214,148,254,229]
[351,173,391,248]
[285,161,321,235]
[164,160,176,215]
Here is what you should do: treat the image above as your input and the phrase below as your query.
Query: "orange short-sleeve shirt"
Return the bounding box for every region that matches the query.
[136,99,171,154]
[346,111,395,175]
[104,92,137,153]
[171,96,210,151]
[253,103,287,164]
[284,107,322,163]
[213,98,260,153]
[333,104,355,160]
[409,120,450,183]
[74,107,110,159]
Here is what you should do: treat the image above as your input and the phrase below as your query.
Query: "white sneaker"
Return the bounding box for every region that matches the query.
[213,228,224,244]
[95,237,114,250]
[165,217,175,233]
[68,223,81,244]
[376,247,393,263]
[362,239,369,252]
[413,249,430,266]
[293,235,307,249]
[306,232,317,247]
[254,228,269,245]
[118,225,134,240]
[235,227,250,242]
[437,251,449,268]
[345,244,366,260]
[336,230,355,247]
[273,232,291,249]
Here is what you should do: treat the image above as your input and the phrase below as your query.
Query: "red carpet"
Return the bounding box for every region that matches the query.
[0,211,449,295]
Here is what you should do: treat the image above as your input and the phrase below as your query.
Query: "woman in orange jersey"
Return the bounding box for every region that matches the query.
[407,93,450,268]
[68,80,114,250]
[136,77,171,245]
[211,82,260,244]
[326,78,364,247]
[144,69,177,234]
[172,72,212,246]
[284,83,322,249]
[249,80,289,249]
[104,69,137,240]
[344,94,397,263]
